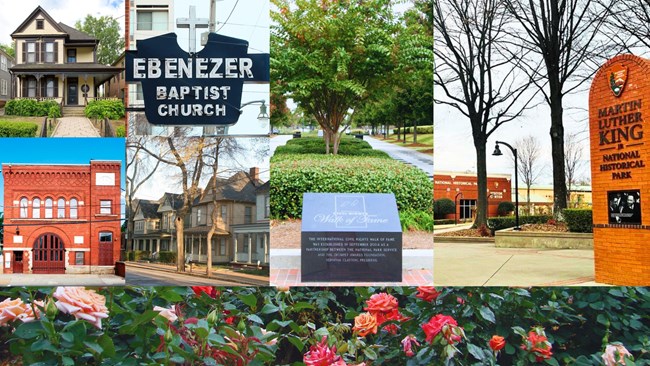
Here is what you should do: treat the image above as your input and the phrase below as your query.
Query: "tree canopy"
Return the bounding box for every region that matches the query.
[75,15,124,65]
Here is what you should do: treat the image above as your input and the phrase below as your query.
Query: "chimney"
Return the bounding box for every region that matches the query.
[249,167,259,181]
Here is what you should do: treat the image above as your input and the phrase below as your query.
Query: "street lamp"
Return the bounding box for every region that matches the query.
[454,192,463,225]
[493,141,520,230]
[239,100,270,122]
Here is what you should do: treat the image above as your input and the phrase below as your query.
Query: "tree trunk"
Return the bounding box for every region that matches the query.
[324,129,331,154]
[527,185,532,215]
[332,132,341,155]
[206,229,214,277]
[175,216,185,272]
[474,136,488,228]
[413,121,418,144]
[549,91,567,217]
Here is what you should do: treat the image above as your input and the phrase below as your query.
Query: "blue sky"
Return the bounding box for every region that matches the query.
[0,138,126,211]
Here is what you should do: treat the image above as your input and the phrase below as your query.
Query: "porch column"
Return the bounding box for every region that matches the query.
[247,236,252,264]
[263,234,268,264]
[156,239,160,253]
[233,236,237,263]
[198,236,202,261]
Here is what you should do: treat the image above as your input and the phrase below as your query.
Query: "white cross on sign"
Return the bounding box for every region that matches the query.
[176,6,209,53]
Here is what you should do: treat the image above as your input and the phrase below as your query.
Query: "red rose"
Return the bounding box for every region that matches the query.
[521,329,553,362]
[415,287,441,302]
[422,314,460,344]
[191,286,219,298]
[304,336,345,366]
[364,293,398,313]
[374,308,407,335]
[489,335,506,351]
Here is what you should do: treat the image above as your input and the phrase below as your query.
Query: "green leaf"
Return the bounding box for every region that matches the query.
[83,340,103,354]
[293,302,315,311]
[544,358,560,366]
[238,293,258,309]
[61,356,75,366]
[14,321,45,339]
[97,334,116,357]
[170,355,186,364]
[247,314,264,324]
[30,339,59,353]
[261,303,280,314]
[467,343,485,361]
[60,332,74,343]
[363,348,378,360]
[287,335,305,352]
[479,306,496,323]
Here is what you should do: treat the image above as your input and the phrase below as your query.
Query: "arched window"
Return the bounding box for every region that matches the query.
[45,198,53,218]
[70,198,78,219]
[32,198,41,219]
[57,198,65,218]
[19,197,28,218]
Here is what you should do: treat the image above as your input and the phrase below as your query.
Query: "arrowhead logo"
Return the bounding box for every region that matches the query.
[610,65,628,97]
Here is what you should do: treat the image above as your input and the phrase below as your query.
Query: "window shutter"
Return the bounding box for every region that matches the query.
[21,77,27,97]
[22,42,27,64]
[54,42,58,63]
[36,42,42,63]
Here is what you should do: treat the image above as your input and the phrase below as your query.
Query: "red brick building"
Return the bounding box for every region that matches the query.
[434,171,512,219]
[2,161,121,274]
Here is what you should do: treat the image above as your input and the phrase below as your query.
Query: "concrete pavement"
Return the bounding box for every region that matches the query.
[364,136,433,179]
[434,241,597,286]
[52,117,101,137]
[270,134,292,156]
[0,274,125,286]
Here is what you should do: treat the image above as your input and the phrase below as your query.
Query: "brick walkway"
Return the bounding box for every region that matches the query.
[52,117,101,137]
[270,268,433,287]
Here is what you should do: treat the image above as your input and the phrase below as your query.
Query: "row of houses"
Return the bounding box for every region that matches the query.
[131,167,270,267]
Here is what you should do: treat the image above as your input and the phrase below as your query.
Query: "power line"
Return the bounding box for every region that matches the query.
[215,0,240,33]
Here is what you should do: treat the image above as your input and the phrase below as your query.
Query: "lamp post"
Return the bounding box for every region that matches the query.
[493,141,520,230]
[454,192,463,225]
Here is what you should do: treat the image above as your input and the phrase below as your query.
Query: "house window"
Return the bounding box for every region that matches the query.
[26,42,36,63]
[75,252,84,265]
[265,196,270,218]
[57,198,65,218]
[44,42,55,63]
[245,207,252,224]
[0,56,6,71]
[99,232,113,242]
[137,10,168,31]
[136,83,144,100]
[70,198,78,219]
[45,78,57,97]
[220,238,226,256]
[27,78,36,98]
[36,19,44,30]
[67,49,76,63]
[19,197,28,218]
[45,198,53,218]
[32,198,41,219]
[221,206,227,222]
[0,80,6,96]
[100,200,112,214]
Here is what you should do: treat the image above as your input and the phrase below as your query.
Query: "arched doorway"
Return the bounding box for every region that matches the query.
[33,233,65,274]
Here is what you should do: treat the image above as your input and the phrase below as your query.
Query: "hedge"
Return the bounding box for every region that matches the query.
[158,251,177,264]
[115,125,126,137]
[5,99,60,117]
[85,99,125,120]
[563,209,593,233]
[399,210,433,232]
[274,137,389,158]
[497,201,515,216]
[433,198,455,219]
[392,125,433,134]
[487,215,553,231]
[0,121,38,137]
[127,250,151,261]
[271,154,433,219]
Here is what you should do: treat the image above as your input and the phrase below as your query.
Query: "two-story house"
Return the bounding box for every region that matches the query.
[1,161,122,274]
[9,6,121,113]
[0,47,15,106]
[230,180,270,266]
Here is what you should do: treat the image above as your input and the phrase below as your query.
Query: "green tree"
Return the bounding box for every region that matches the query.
[0,43,15,58]
[271,0,396,154]
[75,15,124,65]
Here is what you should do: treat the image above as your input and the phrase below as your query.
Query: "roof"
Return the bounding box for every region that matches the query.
[158,192,185,211]
[11,6,65,36]
[198,171,259,204]
[256,180,270,194]
[58,22,97,43]
[137,200,161,220]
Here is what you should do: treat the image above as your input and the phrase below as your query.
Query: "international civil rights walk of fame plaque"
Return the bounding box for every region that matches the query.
[301,192,403,282]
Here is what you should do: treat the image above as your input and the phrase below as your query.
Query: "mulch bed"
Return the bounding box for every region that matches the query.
[435,223,569,238]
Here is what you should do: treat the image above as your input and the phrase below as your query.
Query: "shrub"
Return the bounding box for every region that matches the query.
[115,126,126,137]
[271,154,433,219]
[399,210,433,232]
[433,198,455,219]
[563,209,593,233]
[85,99,125,120]
[392,125,434,134]
[48,105,61,118]
[497,201,515,216]
[348,128,366,135]
[0,121,38,137]
[487,215,553,230]
[131,250,151,261]
[158,251,177,264]
[5,99,60,117]
[274,137,388,157]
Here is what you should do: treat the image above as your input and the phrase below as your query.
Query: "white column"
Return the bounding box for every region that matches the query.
[156,239,160,253]
[263,234,268,264]
[247,236,252,264]
[233,236,237,262]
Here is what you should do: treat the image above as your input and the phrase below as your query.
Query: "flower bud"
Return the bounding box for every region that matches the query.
[207,309,218,327]
[46,299,58,320]
[164,327,173,343]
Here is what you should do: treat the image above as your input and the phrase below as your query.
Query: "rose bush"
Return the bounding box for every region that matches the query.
[0,286,648,365]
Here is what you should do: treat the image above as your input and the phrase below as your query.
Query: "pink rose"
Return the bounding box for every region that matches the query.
[364,293,398,313]
[0,298,42,325]
[53,287,108,329]
[401,335,420,357]
[602,344,633,366]
[304,336,345,366]
[153,305,178,322]
[415,287,441,302]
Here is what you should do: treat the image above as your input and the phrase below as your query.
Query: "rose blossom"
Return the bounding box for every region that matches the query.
[352,312,378,337]
[53,287,108,329]
[401,335,420,357]
[520,329,553,362]
[191,286,219,298]
[304,336,345,366]
[364,293,398,313]
[153,305,179,322]
[422,314,462,344]
[489,335,506,351]
[0,298,42,325]
[415,287,441,302]
[602,344,633,366]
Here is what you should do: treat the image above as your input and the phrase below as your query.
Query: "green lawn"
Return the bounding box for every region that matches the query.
[383,133,433,153]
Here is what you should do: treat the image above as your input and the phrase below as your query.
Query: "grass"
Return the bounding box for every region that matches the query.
[383,133,433,153]
[0,116,44,137]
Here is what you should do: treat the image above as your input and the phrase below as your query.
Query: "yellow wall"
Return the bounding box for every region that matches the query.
[73,47,95,63]
[15,15,66,36]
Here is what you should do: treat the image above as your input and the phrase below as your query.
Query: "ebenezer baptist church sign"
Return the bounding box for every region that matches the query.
[126,32,269,125]
[589,54,650,285]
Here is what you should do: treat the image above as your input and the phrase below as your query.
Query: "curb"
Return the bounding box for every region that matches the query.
[434,236,495,243]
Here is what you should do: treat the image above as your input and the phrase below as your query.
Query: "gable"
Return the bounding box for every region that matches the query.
[12,7,66,37]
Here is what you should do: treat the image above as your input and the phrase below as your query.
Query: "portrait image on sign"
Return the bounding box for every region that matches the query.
[608,189,641,224]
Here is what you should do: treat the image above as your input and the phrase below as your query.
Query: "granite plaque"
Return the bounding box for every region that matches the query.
[301,193,402,282]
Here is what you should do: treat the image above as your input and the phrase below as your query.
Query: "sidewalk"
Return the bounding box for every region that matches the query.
[364,136,433,179]
[52,117,101,137]
[434,240,598,286]
[125,261,269,286]
[0,274,125,286]
[434,222,473,234]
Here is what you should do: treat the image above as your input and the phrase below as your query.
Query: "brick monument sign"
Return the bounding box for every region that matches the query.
[589,54,650,285]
